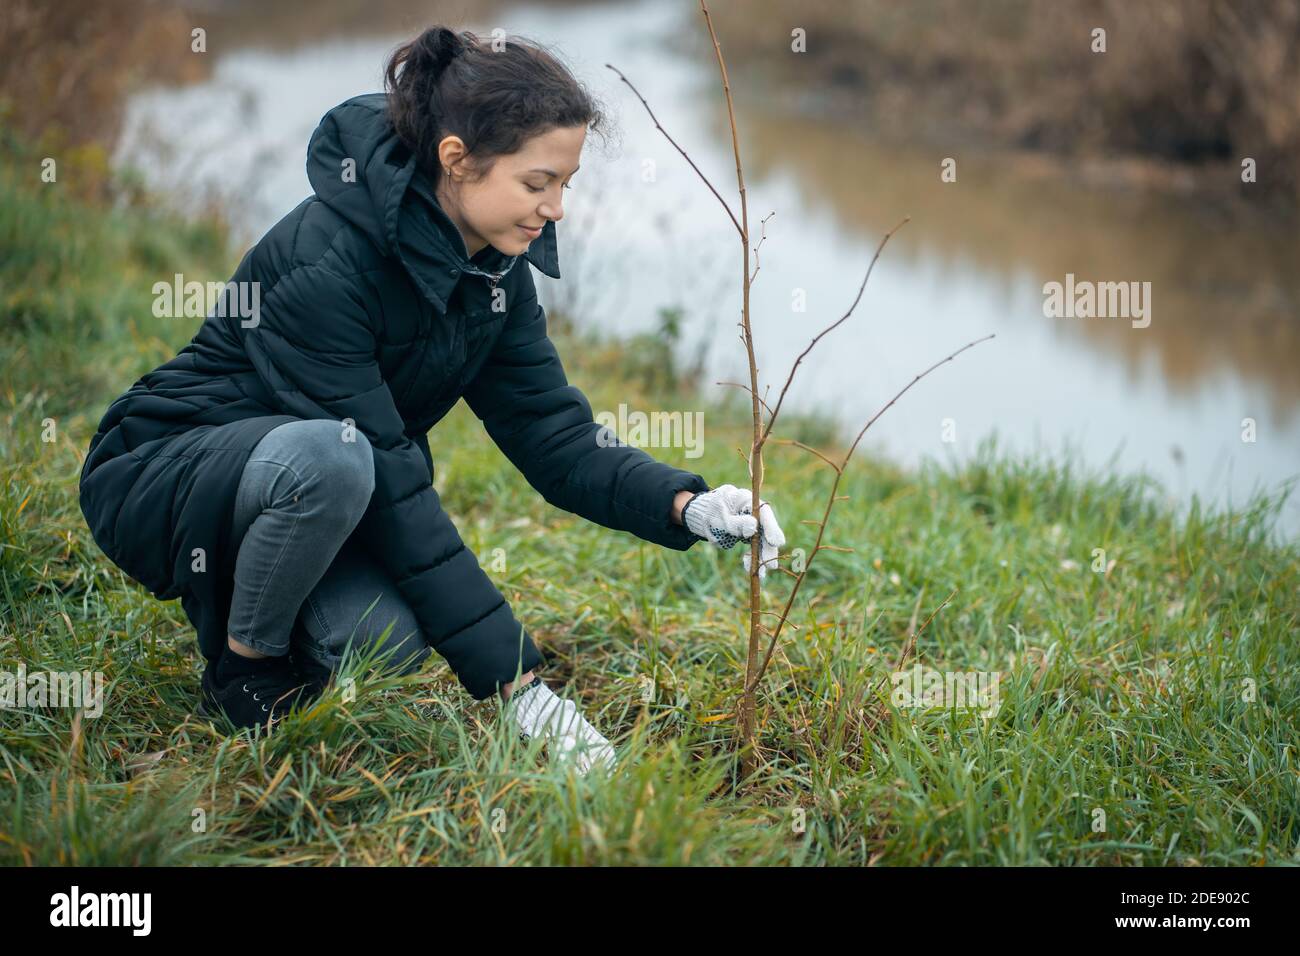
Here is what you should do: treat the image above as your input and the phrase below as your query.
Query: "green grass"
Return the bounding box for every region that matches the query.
[2,128,1297,866]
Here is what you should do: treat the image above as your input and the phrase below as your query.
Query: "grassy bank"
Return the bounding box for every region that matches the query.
[1,132,1297,865]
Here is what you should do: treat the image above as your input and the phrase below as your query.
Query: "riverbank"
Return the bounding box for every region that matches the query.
[2,130,1297,865]
[701,0,1300,215]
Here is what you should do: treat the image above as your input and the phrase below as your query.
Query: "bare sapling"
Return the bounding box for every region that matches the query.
[608,0,995,783]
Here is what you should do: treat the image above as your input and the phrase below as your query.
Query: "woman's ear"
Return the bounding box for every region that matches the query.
[436,135,469,179]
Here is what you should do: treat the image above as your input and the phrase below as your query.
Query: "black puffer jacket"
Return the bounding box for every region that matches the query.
[79,93,710,701]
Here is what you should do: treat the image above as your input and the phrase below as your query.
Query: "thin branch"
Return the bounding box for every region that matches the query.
[839,334,996,468]
[715,380,776,419]
[749,210,776,284]
[756,609,799,630]
[745,334,995,695]
[605,62,743,238]
[759,217,910,446]
[770,436,841,471]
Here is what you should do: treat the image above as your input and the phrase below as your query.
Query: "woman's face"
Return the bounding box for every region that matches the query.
[435,124,585,259]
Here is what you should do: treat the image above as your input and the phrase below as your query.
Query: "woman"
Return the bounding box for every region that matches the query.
[78,26,785,775]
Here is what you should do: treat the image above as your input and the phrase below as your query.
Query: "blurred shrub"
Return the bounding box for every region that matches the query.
[0,0,208,174]
[712,0,1300,205]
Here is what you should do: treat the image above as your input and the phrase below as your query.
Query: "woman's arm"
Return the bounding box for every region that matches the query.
[463,266,709,550]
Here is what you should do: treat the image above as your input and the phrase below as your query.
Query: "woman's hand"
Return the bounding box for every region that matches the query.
[508,678,618,776]
[681,483,786,580]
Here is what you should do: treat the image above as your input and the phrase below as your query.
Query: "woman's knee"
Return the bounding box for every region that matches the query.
[287,420,376,511]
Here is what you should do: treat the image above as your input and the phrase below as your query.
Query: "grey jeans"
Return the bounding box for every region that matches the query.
[226,418,431,677]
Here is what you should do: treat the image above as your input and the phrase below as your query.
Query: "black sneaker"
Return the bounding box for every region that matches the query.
[197,656,319,731]
[287,648,333,698]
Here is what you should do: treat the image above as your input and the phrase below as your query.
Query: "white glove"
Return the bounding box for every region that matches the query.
[508,678,618,776]
[682,483,786,580]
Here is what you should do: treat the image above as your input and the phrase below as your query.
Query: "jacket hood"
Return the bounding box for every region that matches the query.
[305,93,560,311]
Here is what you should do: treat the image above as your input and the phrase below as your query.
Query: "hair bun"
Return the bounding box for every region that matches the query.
[384,24,602,188]
[414,26,468,74]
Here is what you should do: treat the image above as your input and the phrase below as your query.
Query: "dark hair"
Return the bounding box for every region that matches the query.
[384,26,606,183]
